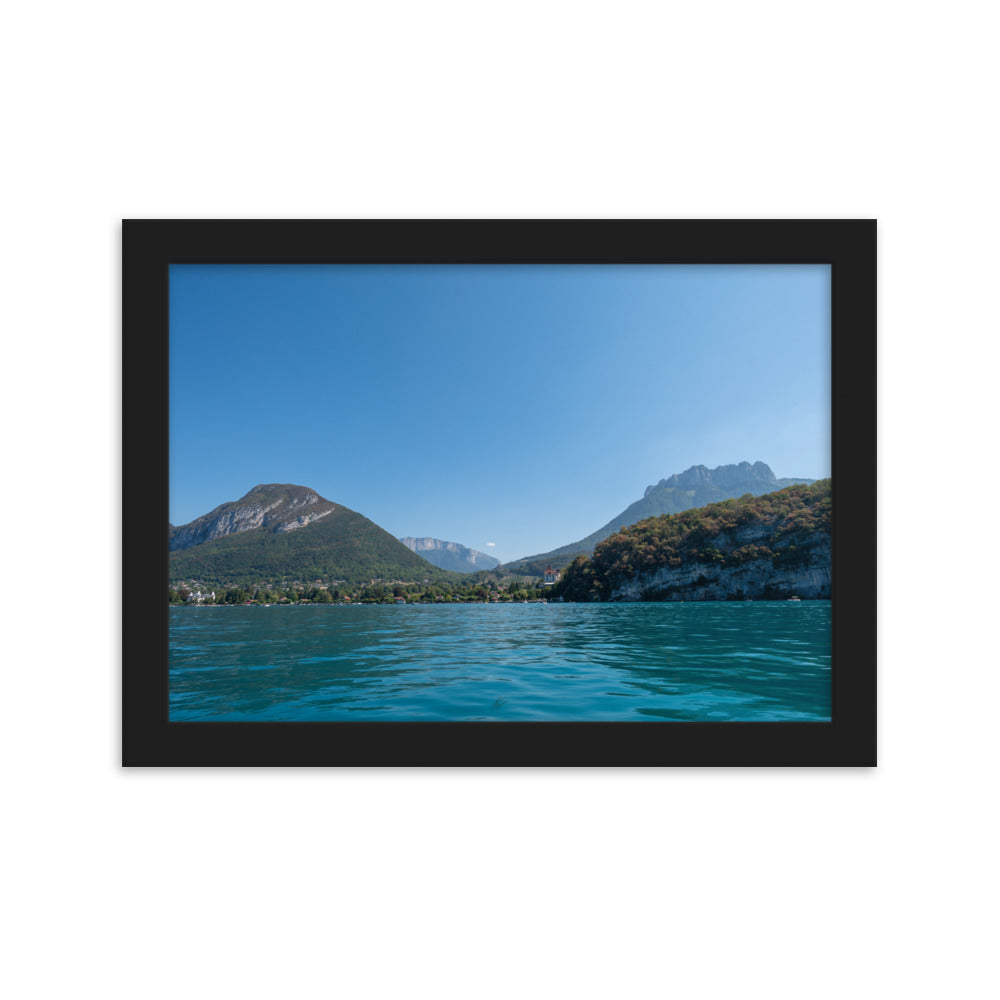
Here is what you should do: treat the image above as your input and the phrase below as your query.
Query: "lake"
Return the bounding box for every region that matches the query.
[169,601,831,721]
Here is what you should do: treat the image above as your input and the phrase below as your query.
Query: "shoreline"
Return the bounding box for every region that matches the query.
[170,596,829,607]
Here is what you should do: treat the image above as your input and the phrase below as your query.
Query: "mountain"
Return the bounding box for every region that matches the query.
[399,537,500,573]
[642,460,809,501]
[170,484,339,551]
[554,480,831,602]
[506,461,815,575]
[169,484,457,588]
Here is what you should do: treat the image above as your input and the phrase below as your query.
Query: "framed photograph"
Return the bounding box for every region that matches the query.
[123,220,875,766]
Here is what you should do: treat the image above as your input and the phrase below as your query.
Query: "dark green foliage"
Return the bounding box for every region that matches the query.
[359,583,390,603]
[553,480,831,602]
[170,565,552,605]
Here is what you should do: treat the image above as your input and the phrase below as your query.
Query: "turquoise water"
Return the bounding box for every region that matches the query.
[169,602,831,721]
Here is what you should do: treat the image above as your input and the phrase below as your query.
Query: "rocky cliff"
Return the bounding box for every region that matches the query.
[555,480,831,602]
[643,460,807,499]
[169,484,337,552]
[609,526,830,602]
[399,536,500,573]
[507,461,815,574]
[169,485,459,588]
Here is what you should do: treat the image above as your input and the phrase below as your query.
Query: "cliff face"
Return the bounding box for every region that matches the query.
[507,461,815,574]
[399,536,499,573]
[643,460,779,497]
[169,490,452,589]
[169,484,336,551]
[609,526,830,602]
[555,481,831,602]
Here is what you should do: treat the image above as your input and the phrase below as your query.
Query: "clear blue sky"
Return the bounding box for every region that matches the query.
[170,263,830,563]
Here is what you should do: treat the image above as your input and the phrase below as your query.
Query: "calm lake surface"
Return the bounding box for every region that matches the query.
[169,602,831,721]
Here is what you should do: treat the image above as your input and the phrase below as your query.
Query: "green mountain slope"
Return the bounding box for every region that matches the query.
[169,485,458,588]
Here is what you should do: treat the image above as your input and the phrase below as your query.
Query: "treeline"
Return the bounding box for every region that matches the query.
[553,480,832,602]
[169,572,554,605]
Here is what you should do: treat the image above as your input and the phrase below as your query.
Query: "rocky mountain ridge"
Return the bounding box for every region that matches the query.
[168,483,463,589]
[507,461,815,574]
[169,484,337,552]
[399,537,500,573]
[643,460,805,498]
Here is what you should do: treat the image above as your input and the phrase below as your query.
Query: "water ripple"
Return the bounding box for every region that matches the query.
[169,602,831,721]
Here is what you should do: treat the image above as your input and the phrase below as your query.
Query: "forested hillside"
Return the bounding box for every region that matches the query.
[169,495,458,589]
[553,480,831,602]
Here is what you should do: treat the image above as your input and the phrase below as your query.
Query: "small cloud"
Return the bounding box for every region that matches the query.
[486,541,496,547]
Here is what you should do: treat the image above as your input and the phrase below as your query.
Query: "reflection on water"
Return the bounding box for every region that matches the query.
[169,602,831,722]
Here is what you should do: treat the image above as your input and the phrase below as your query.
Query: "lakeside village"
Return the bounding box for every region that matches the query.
[169,566,562,607]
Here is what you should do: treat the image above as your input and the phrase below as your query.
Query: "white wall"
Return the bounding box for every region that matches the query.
[4,3,995,998]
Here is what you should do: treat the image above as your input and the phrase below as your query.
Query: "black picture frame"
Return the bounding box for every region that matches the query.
[123,219,875,766]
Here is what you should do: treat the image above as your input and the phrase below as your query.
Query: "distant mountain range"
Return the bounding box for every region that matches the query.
[169,463,818,588]
[169,484,457,588]
[399,537,499,573]
[505,461,815,575]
